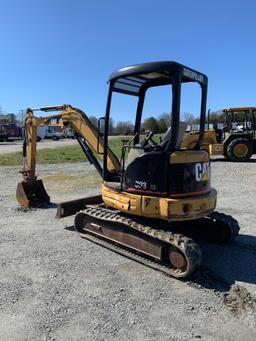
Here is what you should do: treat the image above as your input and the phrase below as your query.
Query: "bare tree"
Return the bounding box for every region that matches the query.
[115,121,134,135]
[89,116,98,128]
[183,112,195,124]
[158,113,171,127]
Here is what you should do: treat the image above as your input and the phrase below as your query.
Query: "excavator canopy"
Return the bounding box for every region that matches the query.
[109,61,207,93]
[103,61,208,181]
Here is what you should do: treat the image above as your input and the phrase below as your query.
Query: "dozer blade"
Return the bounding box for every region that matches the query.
[16,180,50,208]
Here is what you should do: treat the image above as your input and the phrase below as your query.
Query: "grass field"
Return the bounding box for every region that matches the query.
[0,133,164,167]
[0,136,131,166]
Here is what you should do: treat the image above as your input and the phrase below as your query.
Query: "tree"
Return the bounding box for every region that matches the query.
[143,117,159,133]
[109,118,115,135]
[158,118,168,133]
[89,116,98,128]
[205,109,228,125]
[158,113,171,127]
[193,117,200,124]
[183,112,195,124]
[115,121,134,135]
[0,113,17,124]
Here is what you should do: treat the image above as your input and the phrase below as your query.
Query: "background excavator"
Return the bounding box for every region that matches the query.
[182,107,256,161]
[16,61,240,279]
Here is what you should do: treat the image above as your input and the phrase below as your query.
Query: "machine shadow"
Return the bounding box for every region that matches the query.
[14,202,57,212]
[64,225,256,292]
[211,157,256,163]
[65,225,76,232]
[39,202,58,209]
[189,234,256,292]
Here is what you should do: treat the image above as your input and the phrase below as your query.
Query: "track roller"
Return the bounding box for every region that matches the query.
[74,207,202,278]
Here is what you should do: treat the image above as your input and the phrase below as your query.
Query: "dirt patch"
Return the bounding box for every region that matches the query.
[224,284,255,316]
[43,171,101,193]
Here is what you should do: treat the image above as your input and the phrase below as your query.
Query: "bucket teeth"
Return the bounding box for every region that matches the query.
[16,180,50,208]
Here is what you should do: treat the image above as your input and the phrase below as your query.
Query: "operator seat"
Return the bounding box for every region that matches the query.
[160,121,187,150]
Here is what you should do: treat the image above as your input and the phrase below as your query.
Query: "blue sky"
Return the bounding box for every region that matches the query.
[0,0,255,124]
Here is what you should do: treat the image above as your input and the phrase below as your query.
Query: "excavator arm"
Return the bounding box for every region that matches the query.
[16,104,120,207]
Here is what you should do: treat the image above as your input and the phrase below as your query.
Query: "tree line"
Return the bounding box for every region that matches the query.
[183,109,248,126]
[89,113,172,135]
[90,109,231,135]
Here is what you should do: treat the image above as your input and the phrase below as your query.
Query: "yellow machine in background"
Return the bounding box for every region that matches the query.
[182,107,256,161]
[181,129,218,150]
[16,62,240,279]
[182,129,225,155]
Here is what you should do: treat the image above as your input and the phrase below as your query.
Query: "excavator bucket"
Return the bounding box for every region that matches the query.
[16,180,50,208]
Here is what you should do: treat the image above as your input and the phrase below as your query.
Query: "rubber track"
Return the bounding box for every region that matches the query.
[75,207,202,278]
[206,211,240,243]
[79,232,193,278]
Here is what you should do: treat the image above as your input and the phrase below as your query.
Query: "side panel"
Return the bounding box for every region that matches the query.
[169,150,211,197]
[102,149,215,221]
[124,152,168,195]
[102,184,217,221]
[209,143,224,155]
[102,185,142,215]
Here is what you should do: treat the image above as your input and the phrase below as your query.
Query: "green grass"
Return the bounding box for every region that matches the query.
[0,134,164,167]
[0,136,127,166]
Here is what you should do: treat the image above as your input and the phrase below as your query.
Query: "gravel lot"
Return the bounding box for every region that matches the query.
[0,158,256,341]
[0,136,124,155]
[0,139,77,155]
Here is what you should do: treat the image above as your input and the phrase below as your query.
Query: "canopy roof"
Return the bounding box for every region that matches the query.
[109,61,207,96]
[223,107,256,112]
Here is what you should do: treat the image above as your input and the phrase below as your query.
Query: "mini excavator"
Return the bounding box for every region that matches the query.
[16,61,240,278]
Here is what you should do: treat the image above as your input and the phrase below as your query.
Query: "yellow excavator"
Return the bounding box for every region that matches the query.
[16,61,240,278]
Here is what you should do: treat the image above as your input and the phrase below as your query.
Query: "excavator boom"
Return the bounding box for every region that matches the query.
[16,104,120,207]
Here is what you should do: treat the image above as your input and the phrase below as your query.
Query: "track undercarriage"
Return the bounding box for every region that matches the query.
[73,204,240,279]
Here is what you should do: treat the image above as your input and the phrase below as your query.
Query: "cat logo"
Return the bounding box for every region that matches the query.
[195,162,210,182]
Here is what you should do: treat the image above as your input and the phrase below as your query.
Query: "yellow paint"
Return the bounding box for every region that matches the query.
[170,149,209,163]
[21,105,121,181]
[233,143,248,157]
[102,184,217,222]
[181,130,217,149]
[209,143,224,155]
[223,107,256,113]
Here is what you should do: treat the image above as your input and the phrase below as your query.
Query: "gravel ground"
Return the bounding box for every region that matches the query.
[0,158,256,341]
[0,135,124,155]
[0,139,77,154]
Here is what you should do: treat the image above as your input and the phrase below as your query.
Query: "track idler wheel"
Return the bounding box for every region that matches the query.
[194,211,240,244]
[16,180,50,208]
[168,238,202,278]
[169,247,187,272]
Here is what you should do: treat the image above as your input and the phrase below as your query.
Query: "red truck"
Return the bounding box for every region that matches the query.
[0,123,22,142]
